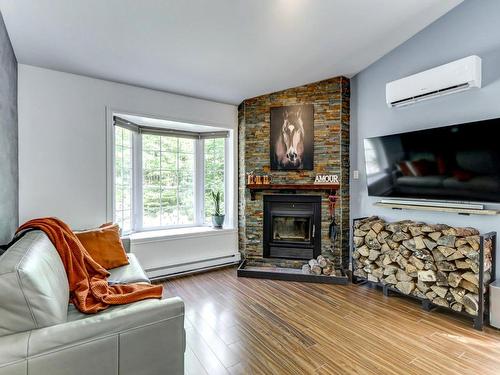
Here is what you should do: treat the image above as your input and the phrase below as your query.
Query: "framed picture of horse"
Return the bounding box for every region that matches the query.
[270,104,314,170]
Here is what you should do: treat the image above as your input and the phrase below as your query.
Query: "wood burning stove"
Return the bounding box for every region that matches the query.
[263,195,321,260]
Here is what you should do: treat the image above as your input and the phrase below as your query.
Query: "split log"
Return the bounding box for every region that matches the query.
[311,265,322,275]
[418,270,436,282]
[433,297,449,308]
[466,235,480,251]
[317,255,328,268]
[409,226,423,237]
[446,250,465,261]
[409,256,425,270]
[450,287,466,304]
[377,231,390,244]
[308,259,319,268]
[460,279,479,294]
[430,285,448,298]
[396,281,415,295]
[396,269,413,282]
[425,291,437,300]
[437,235,456,247]
[353,236,365,247]
[354,229,367,237]
[402,239,416,251]
[413,249,433,261]
[383,265,399,275]
[428,231,442,241]
[371,221,384,234]
[392,231,410,242]
[372,268,384,279]
[436,271,449,287]
[365,230,381,249]
[462,272,479,287]
[405,264,418,276]
[414,236,426,250]
[368,249,381,261]
[463,293,479,315]
[450,302,463,312]
[322,265,332,275]
[436,261,457,272]
[384,274,398,285]
[447,272,462,288]
[423,238,437,251]
[358,246,370,257]
[423,261,437,271]
[380,243,391,253]
[431,248,446,262]
[396,255,408,269]
[416,280,431,293]
[353,269,367,278]
[437,246,455,258]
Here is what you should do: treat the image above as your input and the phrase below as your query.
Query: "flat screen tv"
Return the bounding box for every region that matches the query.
[363,117,500,203]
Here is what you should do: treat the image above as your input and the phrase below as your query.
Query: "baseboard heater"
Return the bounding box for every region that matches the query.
[379,199,484,210]
[146,253,241,280]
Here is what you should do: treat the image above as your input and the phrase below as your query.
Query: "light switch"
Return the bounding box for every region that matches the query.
[353,170,359,180]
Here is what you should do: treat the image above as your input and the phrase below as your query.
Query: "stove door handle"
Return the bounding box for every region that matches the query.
[312,225,315,238]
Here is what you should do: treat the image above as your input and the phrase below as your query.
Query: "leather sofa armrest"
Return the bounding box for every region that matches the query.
[27,297,184,357]
[0,331,30,370]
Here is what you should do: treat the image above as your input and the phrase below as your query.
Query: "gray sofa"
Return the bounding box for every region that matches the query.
[0,230,185,375]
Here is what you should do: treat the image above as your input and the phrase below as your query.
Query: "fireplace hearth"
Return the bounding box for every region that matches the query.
[263,195,321,260]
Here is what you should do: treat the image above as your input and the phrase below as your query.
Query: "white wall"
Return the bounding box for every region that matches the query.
[351,0,500,269]
[18,64,239,275]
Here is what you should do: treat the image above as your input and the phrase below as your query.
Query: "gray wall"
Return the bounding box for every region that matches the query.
[0,12,18,244]
[351,0,500,267]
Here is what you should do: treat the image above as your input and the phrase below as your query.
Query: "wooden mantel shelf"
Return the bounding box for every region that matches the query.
[246,183,340,200]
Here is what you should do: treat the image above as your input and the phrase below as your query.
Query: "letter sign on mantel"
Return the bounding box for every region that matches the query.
[314,174,339,184]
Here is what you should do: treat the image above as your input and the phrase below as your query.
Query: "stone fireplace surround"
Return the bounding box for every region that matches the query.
[238,77,350,268]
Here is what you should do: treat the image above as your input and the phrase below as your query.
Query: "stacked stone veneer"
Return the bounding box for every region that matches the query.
[238,77,350,268]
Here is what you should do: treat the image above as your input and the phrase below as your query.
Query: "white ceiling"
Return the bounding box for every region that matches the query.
[0,0,462,105]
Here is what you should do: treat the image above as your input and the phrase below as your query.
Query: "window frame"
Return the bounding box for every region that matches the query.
[109,116,228,234]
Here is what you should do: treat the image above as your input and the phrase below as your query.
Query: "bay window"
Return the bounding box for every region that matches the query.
[112,116,227,233]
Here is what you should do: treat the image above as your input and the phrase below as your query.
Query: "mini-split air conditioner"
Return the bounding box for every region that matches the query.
[386,55,482,108]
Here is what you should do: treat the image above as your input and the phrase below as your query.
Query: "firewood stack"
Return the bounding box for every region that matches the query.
[303,255,343,277]
[352,216,493,316]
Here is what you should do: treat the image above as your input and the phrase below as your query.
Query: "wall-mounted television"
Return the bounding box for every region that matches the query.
[363,117,500,203]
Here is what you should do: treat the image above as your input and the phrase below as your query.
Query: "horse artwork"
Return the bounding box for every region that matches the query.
[270,104,314,170]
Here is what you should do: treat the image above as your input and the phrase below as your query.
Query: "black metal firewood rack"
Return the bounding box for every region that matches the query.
[351,217,497,331]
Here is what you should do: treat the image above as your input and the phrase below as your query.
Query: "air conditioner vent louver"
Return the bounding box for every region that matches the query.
[386,56,481,108]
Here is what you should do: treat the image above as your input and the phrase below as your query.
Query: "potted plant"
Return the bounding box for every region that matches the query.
[210,190,225,229]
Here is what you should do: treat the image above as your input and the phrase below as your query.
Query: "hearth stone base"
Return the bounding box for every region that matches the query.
[237,258,348,284]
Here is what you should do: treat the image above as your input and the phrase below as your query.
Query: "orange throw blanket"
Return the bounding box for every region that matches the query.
[17,218,163,313]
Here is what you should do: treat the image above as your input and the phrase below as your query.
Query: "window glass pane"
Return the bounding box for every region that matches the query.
[142,135,195,227]
[114,126,133,233]
[204,138,225,222]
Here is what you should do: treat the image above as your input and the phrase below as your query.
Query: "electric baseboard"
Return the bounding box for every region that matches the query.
[379,199,484,210]
[146,252,241,280]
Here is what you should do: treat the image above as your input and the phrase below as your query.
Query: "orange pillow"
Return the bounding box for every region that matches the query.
[75,223,129,270]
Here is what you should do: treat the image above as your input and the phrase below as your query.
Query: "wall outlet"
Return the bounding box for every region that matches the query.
[353,170,359,180]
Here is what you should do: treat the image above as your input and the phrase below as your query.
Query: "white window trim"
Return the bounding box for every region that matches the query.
[105,107,229,234]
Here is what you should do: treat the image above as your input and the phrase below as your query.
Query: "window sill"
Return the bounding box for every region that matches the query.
[128,226,237,245]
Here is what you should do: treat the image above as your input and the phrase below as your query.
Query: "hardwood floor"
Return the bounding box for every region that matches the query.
[162,267,500,375]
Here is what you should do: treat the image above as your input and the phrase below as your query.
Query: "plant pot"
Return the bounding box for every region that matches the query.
[211,215,225,229]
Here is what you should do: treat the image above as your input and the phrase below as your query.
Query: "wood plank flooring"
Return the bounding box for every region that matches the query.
[162,267,500,375]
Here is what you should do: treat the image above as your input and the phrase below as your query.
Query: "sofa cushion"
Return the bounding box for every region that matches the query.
[107,254,150,285]
[0,231,69,336]
[75,224,129,270]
